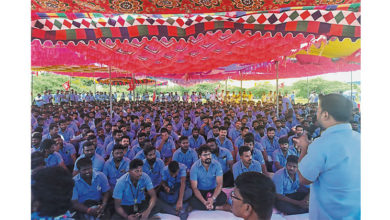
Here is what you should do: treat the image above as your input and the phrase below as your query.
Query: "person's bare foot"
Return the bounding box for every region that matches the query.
[215,203,231,212]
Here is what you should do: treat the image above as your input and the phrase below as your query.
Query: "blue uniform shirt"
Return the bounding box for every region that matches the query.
[113,172,154,206]
[228,129,241,142]
[72,171,110,203]
[188,135,206,149]
[261,136,280,158]
[155,139,175,159]
[58,129,74,143]
[234,136,244,148]
[275,128,288,138]
[299,124,360,220]
[125,145,142,160]
[232,160,262,180]
[272,167,300,195]
[272,148,298,172]
[180,128,193,137]
[58,143,76,166]
[236,148,265,165]
[162,163,187,188]
[103,157,130,189]
[74,154,105,172]
[212,147,233,174]
[172,148,198,172]
[142,158,165,187]
[45,152,64,167]
[215,137,234,152]
[190,159,223,191]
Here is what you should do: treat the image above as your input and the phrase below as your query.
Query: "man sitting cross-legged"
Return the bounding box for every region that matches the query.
[272,155,309,215]
[189,144,229,211]
[71,157,110,220]
[159,161,193,220]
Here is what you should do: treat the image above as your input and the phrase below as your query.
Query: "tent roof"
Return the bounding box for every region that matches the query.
[31,0,360,14]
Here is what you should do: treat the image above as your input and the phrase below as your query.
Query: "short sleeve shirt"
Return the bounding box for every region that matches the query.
[72,171,110,203]
[113,172,154,206]
[190,159,223,191]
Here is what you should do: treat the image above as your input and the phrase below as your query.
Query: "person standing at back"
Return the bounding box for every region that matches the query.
[295,93,360,220]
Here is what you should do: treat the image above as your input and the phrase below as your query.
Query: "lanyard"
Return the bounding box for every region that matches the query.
[128,180,140,204]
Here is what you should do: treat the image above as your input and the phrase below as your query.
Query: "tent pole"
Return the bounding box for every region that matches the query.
[31,72,34,103]
[307,75,309,103]
[240,72,243,104]
[109,66,112,122]
[276,61,279,116]
[350,71,353,102]
[225,78,227,96]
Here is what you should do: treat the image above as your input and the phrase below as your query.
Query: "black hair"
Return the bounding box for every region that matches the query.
[192,127,200,132]
[113,144,124,152]
[32,132,42,140]
[129,158,144,170]
[168,161,180,174]
[239,145,251,156]
[196,144,211,156]
[267,127,276,132]
[143,144,156,156]
[113,129,123,136]
[179,136,188,143]
[286,155,299,164]
[220,126,228,131]
[241,126,249,132]
[76,157,93,170]
[319,93,353,122]
[278,136,289,145]
[235,172,276,220]
[206,138,217,144]
[40,139,56,151]
[160,128,169,133]
[243,135,254,144]
[83,141,95,150]
[49,123,58,131]
[31,151,45,169]
[87,135,97,141]
[138,132,147,138]
[31,167,74,217]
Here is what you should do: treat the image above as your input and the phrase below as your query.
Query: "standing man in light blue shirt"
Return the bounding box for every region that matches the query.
[189,145,229,211]
[295,94,360,220]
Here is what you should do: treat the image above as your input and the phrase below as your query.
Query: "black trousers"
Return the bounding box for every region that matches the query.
[223,170,234,187]
[189,189,227,210]
[275,191,309,215]
[111,198,165,219]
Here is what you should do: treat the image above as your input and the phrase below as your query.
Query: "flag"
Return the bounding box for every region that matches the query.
[152,91,156,102]
[62,81,70,91]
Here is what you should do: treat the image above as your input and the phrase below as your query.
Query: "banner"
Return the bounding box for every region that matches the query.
[62,81,70,91]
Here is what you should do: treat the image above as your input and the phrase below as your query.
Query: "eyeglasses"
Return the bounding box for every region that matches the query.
[230,190,243,201]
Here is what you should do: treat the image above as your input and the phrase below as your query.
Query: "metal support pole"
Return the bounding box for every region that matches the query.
[350,71,353,102]
[307,76,309,102]
[276,61,279,116]
[225,79,227,96]
[31,72,34,103]
[240,72,243,104]
[109,66,113,121]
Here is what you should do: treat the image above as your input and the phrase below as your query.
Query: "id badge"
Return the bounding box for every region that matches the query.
[133,204,138,213]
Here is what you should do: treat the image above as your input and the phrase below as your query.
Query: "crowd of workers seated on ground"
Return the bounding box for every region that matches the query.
[31,92,361,220]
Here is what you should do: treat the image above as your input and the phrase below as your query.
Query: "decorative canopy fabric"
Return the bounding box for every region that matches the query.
[32,0,360,14]
[31,2,361,83]
[96,77,160,85]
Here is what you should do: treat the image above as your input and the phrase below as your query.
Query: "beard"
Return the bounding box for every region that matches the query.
[204,158,212,164]
[193,134,199,139]
[114,157,123,163]
[148,158,156,164]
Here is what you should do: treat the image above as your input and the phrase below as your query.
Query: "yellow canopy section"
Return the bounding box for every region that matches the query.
[293,38,361,58]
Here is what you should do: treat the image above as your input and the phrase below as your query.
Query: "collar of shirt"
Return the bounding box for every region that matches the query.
[321,123,352,137]
[74,170,98,184]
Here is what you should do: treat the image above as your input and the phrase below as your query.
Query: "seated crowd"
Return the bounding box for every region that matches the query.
[31,90,361,220]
